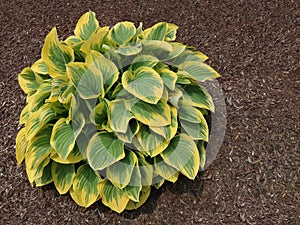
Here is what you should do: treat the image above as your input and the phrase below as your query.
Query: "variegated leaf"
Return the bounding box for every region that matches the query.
[108,99,133,133]
[124,166,142,202]
[52,162,75,194]
[136,125,169,157]
[80,26,109,54]
[25,125,53,172]
[160,134,200,179]
[34,161,53,187]
[122,67,164,104]
[178,101,204,123]
[99,179,130,213]
[51,145,84,164]
[31,59,48,75]
[154,155,179,183]
[67,62,104,99]
[87,132,125,170]
[70,164,101,207]
[149,106,178,140]
[85,50,119,92]
[181,83,215,112]
[180,118,209,142]
[106,150,137,189]
[156,67,177,91]
[108,22,136,46]
[15,128,28,165]
[50,114,84,160]
[172,49,208,65]
[178,61,220,82]
[130,99,171,127]
[126,186,151,210]
[74,11,99,41]
[116,119,140,143]
[18,67,40,94]
[130,54,159,71]
[42,27,74,77]
[197,141,206,170]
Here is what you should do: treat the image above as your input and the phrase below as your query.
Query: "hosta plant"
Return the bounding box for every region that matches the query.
[16,11,220,213]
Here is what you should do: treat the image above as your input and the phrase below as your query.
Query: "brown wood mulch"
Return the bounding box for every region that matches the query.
[0,0,299,224]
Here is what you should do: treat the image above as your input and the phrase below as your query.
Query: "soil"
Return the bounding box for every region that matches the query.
[0,0,299,224]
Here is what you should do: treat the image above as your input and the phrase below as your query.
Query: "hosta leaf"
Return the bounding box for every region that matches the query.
[160,134,200,179]
[87,132,125,170]
[178,61,220,82]
[154,62,169,70]
[64,35,81,46]
[42,27,74,77]
[106,150,137,189]
[142,40,172,59]
[89,99,109,129]
[178,101,204,123]
[58,83,75,105]
[161,86,169,102]
[154,155,179,183]
[142,41,185,61]
[25,103,57,140]
[157,68,177,91]
[143,22,167,41]
[114,41,142,56]
[16,128,27,165]
[162,42,186,61]
[165,23,178,41]
[172,50,208,65]
[108,99,133,133]
[130,55,159,71]
[116,119,139,143]
[136,125,169,157]
[50,115,84,160]
[19,105,29,125]
[74,11,99,41]
[26,157,50,184]
[176,71,192,84]
[138,155,154,186]
[180,118,209,142]
[31,59,48,75]
[52,162,75,194]
[99,179,130,213]
[126,186,151,210]
[149,106,178,140]
[51,145,84,164]
[108,21,136,46]
[122,67,164,104]
[46,76,68,103]
[70,164,101,207]
[197,141,206,170]
[18,67,40,94]
[26,125,53,168]
[152,177,165,189]
[71,41,85,61]
[80,26,109,54]
[124,166,142,202]
[67,62,104,99]
[131,99,171,127]
[181,83,215,112]
[26,81,52,113]
[168,86,183,108]
[35,161,53,187]
[85,51,119,91]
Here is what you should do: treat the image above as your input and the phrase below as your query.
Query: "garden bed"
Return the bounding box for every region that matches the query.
[0,0,299,224]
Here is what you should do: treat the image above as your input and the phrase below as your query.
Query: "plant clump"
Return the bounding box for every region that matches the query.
[16,11,220,213]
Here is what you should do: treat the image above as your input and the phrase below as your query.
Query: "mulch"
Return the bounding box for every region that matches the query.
[0,0,299,224]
